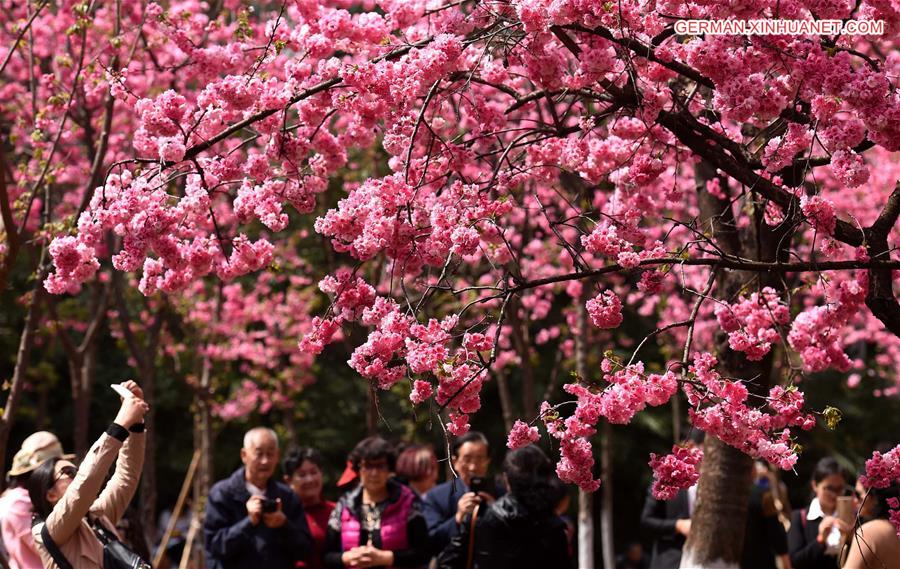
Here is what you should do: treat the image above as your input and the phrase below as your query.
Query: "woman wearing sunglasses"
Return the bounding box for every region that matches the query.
[323,436,429,568]
[27,381,149,569]
[788,457,854,569]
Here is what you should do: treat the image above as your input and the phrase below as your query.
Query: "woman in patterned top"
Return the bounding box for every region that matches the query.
[323,437,429,569]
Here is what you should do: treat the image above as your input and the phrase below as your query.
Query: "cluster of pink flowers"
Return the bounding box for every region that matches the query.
[799,195,837,235]
[788,276,867,372]
[859,445,900,537]
[714,287,790,361]
[685,354,815,470]
[19,0,900,499]
[762,123,812,172]
[586,290,624,329]
[649,445,704,500]
[507,420,541,449]
[44,237,102,295]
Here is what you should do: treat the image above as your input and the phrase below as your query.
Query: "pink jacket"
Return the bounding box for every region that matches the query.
[31,432,145,569]
[0,487,43,569]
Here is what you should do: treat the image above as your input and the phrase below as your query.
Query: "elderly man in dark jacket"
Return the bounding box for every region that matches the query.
[204,427,311,569]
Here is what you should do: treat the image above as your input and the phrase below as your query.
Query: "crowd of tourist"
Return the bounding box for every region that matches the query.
[0,385,897,569]
[639,432,900,569]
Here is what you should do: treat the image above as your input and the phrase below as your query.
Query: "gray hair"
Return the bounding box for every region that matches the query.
[243,427,279,450]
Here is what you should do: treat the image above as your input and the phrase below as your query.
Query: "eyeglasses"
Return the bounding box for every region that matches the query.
[54,465,77,484]
[456,455,488,466]
[821,484,855,497]
[359,461,389,472]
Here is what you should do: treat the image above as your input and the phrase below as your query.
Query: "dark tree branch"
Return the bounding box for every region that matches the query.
[864,184,900,335]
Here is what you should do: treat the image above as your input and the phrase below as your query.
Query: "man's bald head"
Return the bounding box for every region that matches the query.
[241,427,280,487]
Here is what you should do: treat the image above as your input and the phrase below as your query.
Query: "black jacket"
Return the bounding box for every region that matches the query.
[640,487,690,569]
[788,508,835,569]
[203,467,312,569]
[422,479,469,555]
[741,484,788,569]
[436,494,572,569]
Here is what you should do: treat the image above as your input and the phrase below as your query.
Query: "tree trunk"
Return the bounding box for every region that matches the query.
[574,287,596,569]
[507,302,536,414]
[681,437,754,567]
[139,364,158,541]
[72,342,98,459]
[366,384,378,435]
[192,289,218,569]
[681,162,789,567]
[600,421,614,569]
[494,368,515,432]
[0,285,43,478]
[283,406,298,449]
[579,489,596,569]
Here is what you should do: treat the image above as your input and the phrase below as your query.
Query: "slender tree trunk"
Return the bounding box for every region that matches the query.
[283,406,298,449]
[70,356,88,458]
[111,271,164,538]
[192,286,220,568]
[366,384,378,435]
[507,303,535,414]
[139,364,158,541]
[600,421,614,569]
[494,368,515,432]
[671,394,681,443]
[192,349,213,569]
[0,284,43,477]
[574,288,595,569]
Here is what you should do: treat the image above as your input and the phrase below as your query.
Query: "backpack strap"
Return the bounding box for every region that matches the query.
[39,523,74,569]
[465,504,480,569]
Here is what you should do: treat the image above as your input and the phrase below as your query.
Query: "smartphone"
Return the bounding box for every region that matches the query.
[469,476,488,496]
[111,383,133,399]
[837,495,854,525]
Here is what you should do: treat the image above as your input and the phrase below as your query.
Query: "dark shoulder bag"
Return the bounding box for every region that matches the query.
[91,518,152,569]
[38,518,151,569]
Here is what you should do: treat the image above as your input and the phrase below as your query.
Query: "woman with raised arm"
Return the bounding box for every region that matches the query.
[27,381,149,569]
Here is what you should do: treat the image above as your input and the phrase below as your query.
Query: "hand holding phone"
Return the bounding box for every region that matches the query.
[469,476,488,496]
[111,383,134,399]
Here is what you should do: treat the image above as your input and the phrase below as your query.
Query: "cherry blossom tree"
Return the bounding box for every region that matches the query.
[4,0,900,567]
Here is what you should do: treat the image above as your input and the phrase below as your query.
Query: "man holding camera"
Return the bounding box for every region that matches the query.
[423,432,496,555]
[204,427,311,569]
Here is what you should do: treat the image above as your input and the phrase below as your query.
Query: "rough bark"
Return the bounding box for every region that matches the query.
[681,163,789,568]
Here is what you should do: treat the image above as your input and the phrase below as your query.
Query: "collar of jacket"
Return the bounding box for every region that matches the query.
[341,478,405,519]
[225,467,279,501]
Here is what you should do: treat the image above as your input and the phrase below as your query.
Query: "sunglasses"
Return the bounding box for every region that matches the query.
[54,465,77,484]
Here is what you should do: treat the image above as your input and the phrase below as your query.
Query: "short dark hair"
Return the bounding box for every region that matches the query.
[349,436,397,472]
[396,444,438,482]
[811,457,851,485]
[283,447,324,476]
[503,445,557,514]
[26,457,60,519]
[451,431,489,458]
[867,483,900,520]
